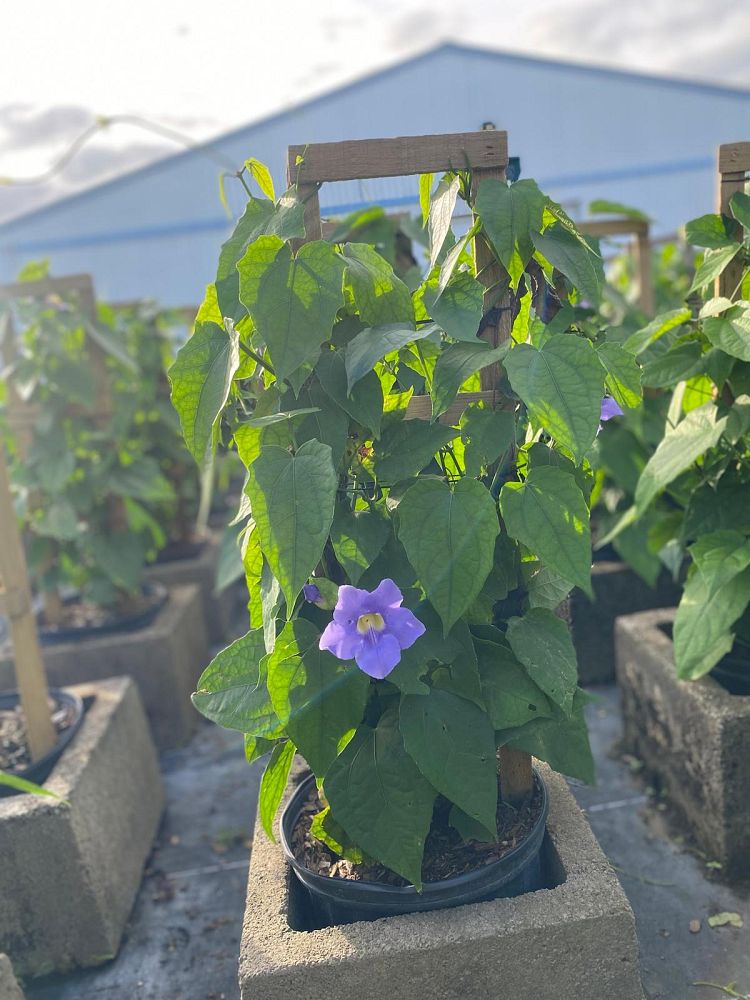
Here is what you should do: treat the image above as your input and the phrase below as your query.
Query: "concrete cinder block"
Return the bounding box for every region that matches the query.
[240,763,643,1000]
[572,562,680,685]
[0,584,208,749]
[0,954,24,1000]
[146,534,241,644]
[616,608,750,878]
[0,677,164,978]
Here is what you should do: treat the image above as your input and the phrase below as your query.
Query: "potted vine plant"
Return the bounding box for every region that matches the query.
[109,299,241,641]
[612,188,750,876]
[172,138,647,926]
[0,270,210,748]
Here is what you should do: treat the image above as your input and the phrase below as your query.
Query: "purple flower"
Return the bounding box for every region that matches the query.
[600,397,624,423]
[319,579,425,680]
[303,583,323,605]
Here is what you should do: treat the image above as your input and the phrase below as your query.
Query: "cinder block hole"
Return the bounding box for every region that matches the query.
[657,622,750,698]
[285,830,566,932]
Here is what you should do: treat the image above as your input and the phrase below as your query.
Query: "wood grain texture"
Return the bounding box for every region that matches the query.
[0,442,56,760]
[578,218,649,238]
[499,746,535,806]
[288,132,508,184]
[718,142,750,174]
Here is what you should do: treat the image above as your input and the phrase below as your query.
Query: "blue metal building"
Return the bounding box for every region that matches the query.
[1,43,748,306]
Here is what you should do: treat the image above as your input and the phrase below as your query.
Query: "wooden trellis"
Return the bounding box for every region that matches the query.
[579,217,655,315]
[0,273,118,625]
[0,442,56,759]
[717,142,750,298]
[288,130,533,803]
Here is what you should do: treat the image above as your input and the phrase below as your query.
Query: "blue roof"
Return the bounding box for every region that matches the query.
[2,41,748,234]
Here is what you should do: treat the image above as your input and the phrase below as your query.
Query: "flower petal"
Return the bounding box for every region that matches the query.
[332,584,369,623]
[383,606,426,650]
[355,632,402,679]
[600,397,624,422]
[319,621,361,661]
[369,578,404,612]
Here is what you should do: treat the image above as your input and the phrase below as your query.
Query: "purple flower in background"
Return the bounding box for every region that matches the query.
[598,397,624,434]
[303,583,323,605]
[319,579,425,680]
[600,397,624,423]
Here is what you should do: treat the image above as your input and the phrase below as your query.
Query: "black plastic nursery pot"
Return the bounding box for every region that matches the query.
[37,583,168,645]
[711,649,750,696]
[0,687,85,797]
[280,771,549,927]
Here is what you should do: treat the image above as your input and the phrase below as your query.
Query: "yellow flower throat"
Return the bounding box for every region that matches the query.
[356,612,385,635]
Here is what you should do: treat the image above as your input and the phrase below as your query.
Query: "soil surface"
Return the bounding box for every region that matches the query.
[292,775,544,887]
[154,537,208,564]
[38,587,165,635]
[0,695,77,771]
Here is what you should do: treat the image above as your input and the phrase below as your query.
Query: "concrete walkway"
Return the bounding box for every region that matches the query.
[22,686,750,1000]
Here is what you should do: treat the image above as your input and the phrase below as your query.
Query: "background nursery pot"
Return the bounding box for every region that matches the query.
[281,771,549,927]
[616,608,750,878]
[241,762,643,1000]
[0,677,163,978]
[0,584,208,750]
[571,561,680,685]
[0,687,84,796]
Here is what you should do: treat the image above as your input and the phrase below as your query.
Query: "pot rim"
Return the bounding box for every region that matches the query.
[280,766,549,898]
[0,686,85,780]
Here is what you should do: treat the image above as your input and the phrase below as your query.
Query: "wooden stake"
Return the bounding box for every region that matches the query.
[0,442,56,760]
[499,746,535,806]
[716,142,748,299]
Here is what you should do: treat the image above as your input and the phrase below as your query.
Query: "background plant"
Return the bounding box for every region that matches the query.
[173,160,646,884]
[605,191,750,679]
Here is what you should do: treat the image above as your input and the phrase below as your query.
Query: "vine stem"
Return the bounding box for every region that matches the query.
[239,342,276,378]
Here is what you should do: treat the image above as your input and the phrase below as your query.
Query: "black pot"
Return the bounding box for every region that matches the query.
[0,688,85,797]
[280,770,549,927]
[38,583,168,645]
[711,651,750,696]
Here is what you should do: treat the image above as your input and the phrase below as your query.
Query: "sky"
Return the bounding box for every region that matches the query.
[1,0,749,221]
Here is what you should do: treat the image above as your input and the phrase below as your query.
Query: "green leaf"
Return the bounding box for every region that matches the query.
[422,271,484,342]
[435,226,477,297]
[238,237,345,380]
[317,349,383,436]
[35,499,79,541]
[595,342,642,409]
[531,223,604,303]
[690,530,750,597]
[259,740,295,842]
[90,535,145,592]
[266,619,369,777]
[683,482,750,540]
[428,174,460,270]
[588,199,649,222]
[324,711,436,887]
[246,440,338,612]
[449,804,495,843]
[641,342,703,388]
[109,456,175,503]
[431,342,509,419]
[83,318,139,373]
[310,806,364,862]
[703,306,750,361]
[373,421,458,484]
[344,323,435,392]
[330,506,390,585]
[0,770,62,798]
[623,308,692,356]
[500,466,592,596]
[398,477,499,633]
[192,629,282,735]
[685,213,736,249]
[689,244,742,295]
[343,243,414,326]
[461,406,515,477]
[475,636,552,729]
[496,689,594,784]
[635,403,728,513]
[505,336,605,463]
[244,158,275,200]
[168,321,240,464]
[292,384,350,468]
[400,689,497,837]
[245,734,277,764]
[707,911,744,929]
[475,178,546,287]
[526,564,573,609]
[731,192,750,229]
[727,394,750,444]
[419,172,433,227]
[674,564,750,679]
[506,608,579,715]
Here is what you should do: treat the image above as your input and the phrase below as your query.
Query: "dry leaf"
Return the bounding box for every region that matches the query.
[708,912,743,929]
